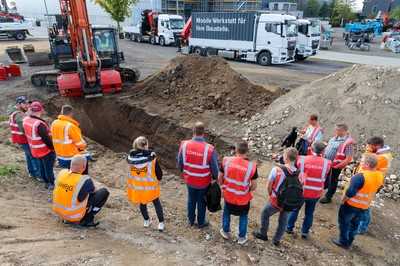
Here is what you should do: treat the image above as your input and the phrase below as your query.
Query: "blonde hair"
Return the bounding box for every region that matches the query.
[133,136,149,150]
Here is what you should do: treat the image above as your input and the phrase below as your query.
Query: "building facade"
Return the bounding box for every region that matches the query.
[362,0,400,17]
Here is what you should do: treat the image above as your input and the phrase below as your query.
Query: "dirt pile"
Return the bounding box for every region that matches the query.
[135,55,280,118]
[245,64,400,174]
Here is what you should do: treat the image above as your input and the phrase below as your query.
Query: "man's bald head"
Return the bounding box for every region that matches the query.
[70,155,87,174]
[193,121,205,137]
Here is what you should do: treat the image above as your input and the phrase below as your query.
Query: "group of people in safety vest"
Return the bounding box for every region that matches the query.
[8,97,392,248]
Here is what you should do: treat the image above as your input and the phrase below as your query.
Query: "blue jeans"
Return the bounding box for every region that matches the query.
[357,208,371,234]
[20,143,41,178]
[38,152,56,186]
[222,203,248,238]
[187,185,208,226]
[287,198,319,235]
[260,203,290,242]
[338,203,366,247]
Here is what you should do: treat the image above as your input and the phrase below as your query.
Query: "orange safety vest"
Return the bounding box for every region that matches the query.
[127,158,160,204]
[9,110,27,144]
[51,115,87,160]
[22,116,52,158]
[180,140,214,188]
[298,155,331,199]
[332,136,354,168]
[346,170,384,210]
[52,170,90,222]
[357,149,393,176]
[222,156,256,206]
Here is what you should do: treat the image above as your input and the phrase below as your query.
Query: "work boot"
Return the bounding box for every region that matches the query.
[81,221,100,228]
[237,236,248,245]
[320,197,332,204]
[198,221,209,229]
[286,229,294,235]
[144,219,151,228]
[158,222,165,232]
[272,240,280,247]
[252,231,268,241]
[219,229,231,240]
[301,233,308,239]
[331,238,350,250]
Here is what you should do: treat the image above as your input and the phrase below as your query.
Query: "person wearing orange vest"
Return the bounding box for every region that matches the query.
[320,124,354,204]
[299,114,324,155]
[8,96,40,179]
[253,148,299,246]
[356,136,392,234]
[286,141,332,239]
[218,141,258,245]
[22,101,56,189]
[53,155,109,227]
[127,136,165,231]
[332,154,383,249]
[51,105,89,173]
[177,121,219,228]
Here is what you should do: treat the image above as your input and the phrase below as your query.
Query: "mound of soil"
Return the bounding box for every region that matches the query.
[246,64,400,172]
[135,55,280,118]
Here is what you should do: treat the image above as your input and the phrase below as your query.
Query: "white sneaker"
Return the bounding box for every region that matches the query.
[143,220,151,228]
[158,222,165,232]
[238,236,248,245]
[219,228,231,240]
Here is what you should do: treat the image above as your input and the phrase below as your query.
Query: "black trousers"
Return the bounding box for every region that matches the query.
[80,188,110,225]
[140,198,164,222]
[325,168,343,199]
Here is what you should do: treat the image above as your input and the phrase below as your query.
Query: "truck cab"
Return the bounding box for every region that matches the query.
[296,19,321,60]
[256,14,297,64]
[156,14,184,46]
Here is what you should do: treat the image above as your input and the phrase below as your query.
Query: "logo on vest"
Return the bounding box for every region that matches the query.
[131,166,148,175]
[186,150,204,157]
[58,182,74,192]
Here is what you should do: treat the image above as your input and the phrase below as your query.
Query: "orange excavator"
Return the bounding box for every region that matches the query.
[31,0,139,97]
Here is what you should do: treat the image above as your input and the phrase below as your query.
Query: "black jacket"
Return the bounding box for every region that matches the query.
[127,149,163,180]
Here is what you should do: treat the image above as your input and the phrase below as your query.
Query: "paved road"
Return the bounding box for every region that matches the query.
[315,50,400,67]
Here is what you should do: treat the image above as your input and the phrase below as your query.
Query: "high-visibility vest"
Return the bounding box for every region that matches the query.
[180,140,214,188]
[332,136,354,168]
[357,149,393,176]
[269,167,286,208]
[345,170,384,210]
[298,155,331,199]
[52,170,90,222]
[51,115,87,160]
[304,126,322,144]
[22,116,52,158]
[127,158,160,204]
[9,110,27,144]
[222,156,256,206]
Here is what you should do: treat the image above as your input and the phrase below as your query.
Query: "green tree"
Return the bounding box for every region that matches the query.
[390,6,400,20]
[330,0,357,27]
[305,0,320,17]
[319,1,331,18]
[93,0,137,31]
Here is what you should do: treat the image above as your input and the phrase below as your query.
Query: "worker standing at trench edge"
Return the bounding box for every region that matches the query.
[177,121,219,228]
[127,136,165,232]
[22,101,56,189]
[320,124,354,204]
[51,105,90,174]
[332,154,383,249]
[286,141,331,239]
[219,141,258,245]
[8,96,41,179]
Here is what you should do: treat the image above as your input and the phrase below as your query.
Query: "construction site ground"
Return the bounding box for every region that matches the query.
[0,38,399,266]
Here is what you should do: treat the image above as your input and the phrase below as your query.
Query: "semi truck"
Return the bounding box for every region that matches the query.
[295,19,321,60]
[184,12,298,66]
[0,15,32,40]
[124,10,184,46]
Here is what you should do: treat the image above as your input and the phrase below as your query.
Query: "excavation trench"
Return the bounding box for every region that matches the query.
[45,96,233,170]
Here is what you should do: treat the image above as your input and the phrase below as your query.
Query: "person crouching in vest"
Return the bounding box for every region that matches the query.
[253,148,299,246]
[286,141,332,239]
[127,136,165,231]
[355,136,392,235]
[51,105,89,174]
[332,154,384,249]
[8,96,41,179]
[177,121,219,228]
[219,141,258,245]
[22,101,56,189]
[53,155,109,227]
[320,124,354,204]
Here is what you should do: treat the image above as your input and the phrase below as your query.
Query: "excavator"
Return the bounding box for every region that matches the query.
[30,0,139,98]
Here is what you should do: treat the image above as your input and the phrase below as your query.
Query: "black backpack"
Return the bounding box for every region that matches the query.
[206,182,222,212]
[276,166,304,211]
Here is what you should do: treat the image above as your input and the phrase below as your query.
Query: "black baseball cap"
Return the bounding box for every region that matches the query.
[16,96,27,104]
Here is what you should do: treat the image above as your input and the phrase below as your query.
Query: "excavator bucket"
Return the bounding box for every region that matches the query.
[25,51,53,66]
[6,46,26,64]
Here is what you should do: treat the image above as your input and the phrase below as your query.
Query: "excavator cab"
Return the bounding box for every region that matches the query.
[92,27,124,68]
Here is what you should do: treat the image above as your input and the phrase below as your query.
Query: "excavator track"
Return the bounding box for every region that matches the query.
[118,66,140,84]
[30,70,60,93]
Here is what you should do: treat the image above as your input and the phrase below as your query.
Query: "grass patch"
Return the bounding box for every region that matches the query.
[0,165,20,177]
[0,115,8,122]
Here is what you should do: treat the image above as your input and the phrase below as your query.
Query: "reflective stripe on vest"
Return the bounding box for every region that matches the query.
[52,122,73,145]
[346,170,383,209]
[299,156,329,197]
[333,137,353,167]
[222,159,253,195]
[9,111,27,144]
[23,117,51,158]
[308,126,321,143]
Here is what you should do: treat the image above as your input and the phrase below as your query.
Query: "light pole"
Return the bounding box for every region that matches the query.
[43,0,50,26]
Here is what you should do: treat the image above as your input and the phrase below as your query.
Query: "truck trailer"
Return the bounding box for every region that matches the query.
[124,10,184,46]
[187,12,298,65]
[296,19,321,60]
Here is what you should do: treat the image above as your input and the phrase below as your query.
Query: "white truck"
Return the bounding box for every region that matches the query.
[0,16,32,40]
[124,11,184,46]
[295,19,321,60]
[187,12,298,65]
